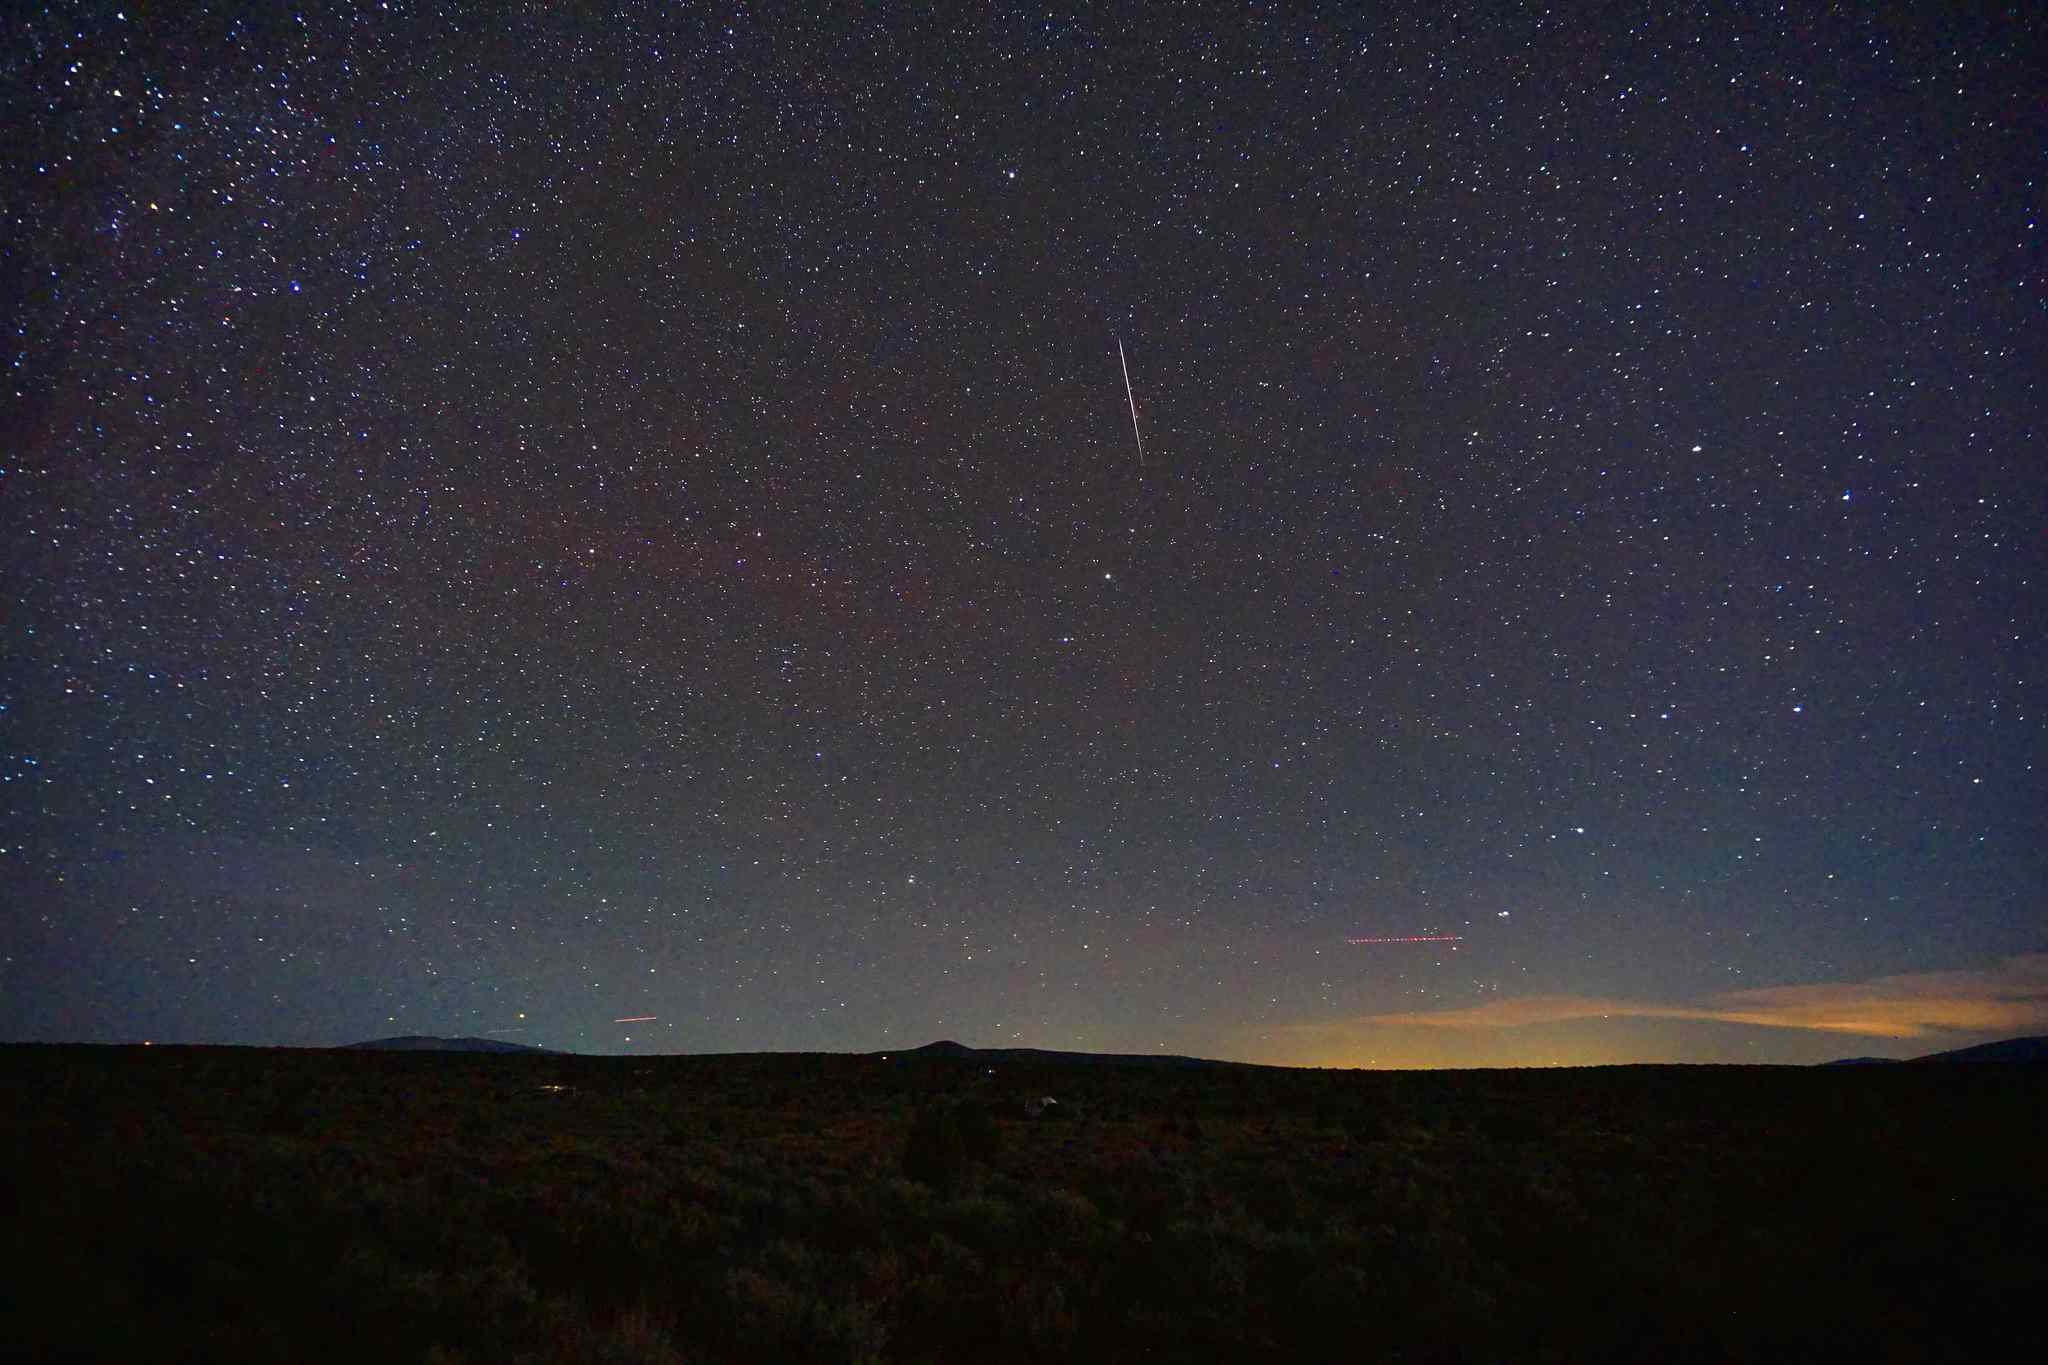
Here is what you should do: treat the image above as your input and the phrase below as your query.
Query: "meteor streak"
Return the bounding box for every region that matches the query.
[613,1015,657,1023]
[1347,935,1465,945]
[1117,338,1145,468]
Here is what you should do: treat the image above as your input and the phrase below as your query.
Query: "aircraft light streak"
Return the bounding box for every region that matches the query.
[1346,935,1465,944]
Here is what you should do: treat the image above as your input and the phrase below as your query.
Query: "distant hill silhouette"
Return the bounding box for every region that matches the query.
[888,1039,1236,1070]
[342,1035,555,1054]
[1822,1035,2047,1066]
[908,1040,976,1058]
[1910,1035,2048,1064]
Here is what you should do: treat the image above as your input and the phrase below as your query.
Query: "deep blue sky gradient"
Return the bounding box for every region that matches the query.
[4,3,2042,1063]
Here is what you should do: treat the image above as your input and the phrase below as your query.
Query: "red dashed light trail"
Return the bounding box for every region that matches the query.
[1345,936,1465,944]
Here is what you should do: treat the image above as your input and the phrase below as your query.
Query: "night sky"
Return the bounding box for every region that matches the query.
[6,3,2044,1066]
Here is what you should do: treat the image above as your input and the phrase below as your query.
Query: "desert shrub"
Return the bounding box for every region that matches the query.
[875,1173,938,1231]
[8,1046,2046,1364]
[1162,1215,1251,1300]
[758,1235,824,1284]
[901,1100,1000,1189]
[1025,1184,1103,1237]
[1475,1104,1549,1144]
[260,1078,320,1136]
[800,1181,875,1256]
[940,1191,1020,1256]
[972,1100,1009,1154]
[996,1274,1077,1356]
[722,1266,888,1362]
[1345,1109,1402,1143]
[888,1232,1012,1358]
[512,1301,689,1365]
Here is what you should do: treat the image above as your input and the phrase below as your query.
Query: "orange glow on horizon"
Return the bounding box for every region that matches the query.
[1243,954,2048,1068]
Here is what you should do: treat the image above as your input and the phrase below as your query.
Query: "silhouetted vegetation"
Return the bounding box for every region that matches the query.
[2,1044,2042,1362]
[901,1098,1002,1189]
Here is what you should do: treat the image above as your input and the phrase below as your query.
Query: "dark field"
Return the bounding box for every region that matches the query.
[3,1045,2042,1363]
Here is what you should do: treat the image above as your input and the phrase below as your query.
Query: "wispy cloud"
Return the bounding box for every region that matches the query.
[1269,961,2048,1064]
[1325,954,2048,1042]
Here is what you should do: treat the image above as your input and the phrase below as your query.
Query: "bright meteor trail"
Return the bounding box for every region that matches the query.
[1117,338,1145,467]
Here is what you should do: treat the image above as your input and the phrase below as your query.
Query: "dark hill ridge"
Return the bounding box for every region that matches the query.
[342,1035,555,1054]
[331,1033,2046,1066]
[1911,1035,2048,1064]
[891,1039,1239,1070]
[1822,1035,2048,1066]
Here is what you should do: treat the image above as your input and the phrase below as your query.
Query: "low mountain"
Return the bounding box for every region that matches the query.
[909,1040,975,1058]
[1909,1035,2048,1064]
[887,1040,1233,1070]
[342,1035,554,1054]
[1821,1035,2048,1066]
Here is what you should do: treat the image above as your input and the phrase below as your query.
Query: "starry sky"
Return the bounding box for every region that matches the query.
[5,3,2044,1066]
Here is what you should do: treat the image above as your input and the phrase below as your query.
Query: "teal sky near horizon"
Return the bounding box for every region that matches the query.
[4,3,2044,1066]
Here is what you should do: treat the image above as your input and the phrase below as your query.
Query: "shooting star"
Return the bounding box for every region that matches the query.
[613,1015,657,1023]
[1117,338,1145,468]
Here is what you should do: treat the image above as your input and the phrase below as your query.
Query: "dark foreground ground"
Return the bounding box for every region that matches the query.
[3,1045,2042,1363]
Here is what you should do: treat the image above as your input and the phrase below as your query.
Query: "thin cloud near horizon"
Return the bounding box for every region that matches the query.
[1293,954,2048,1044]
